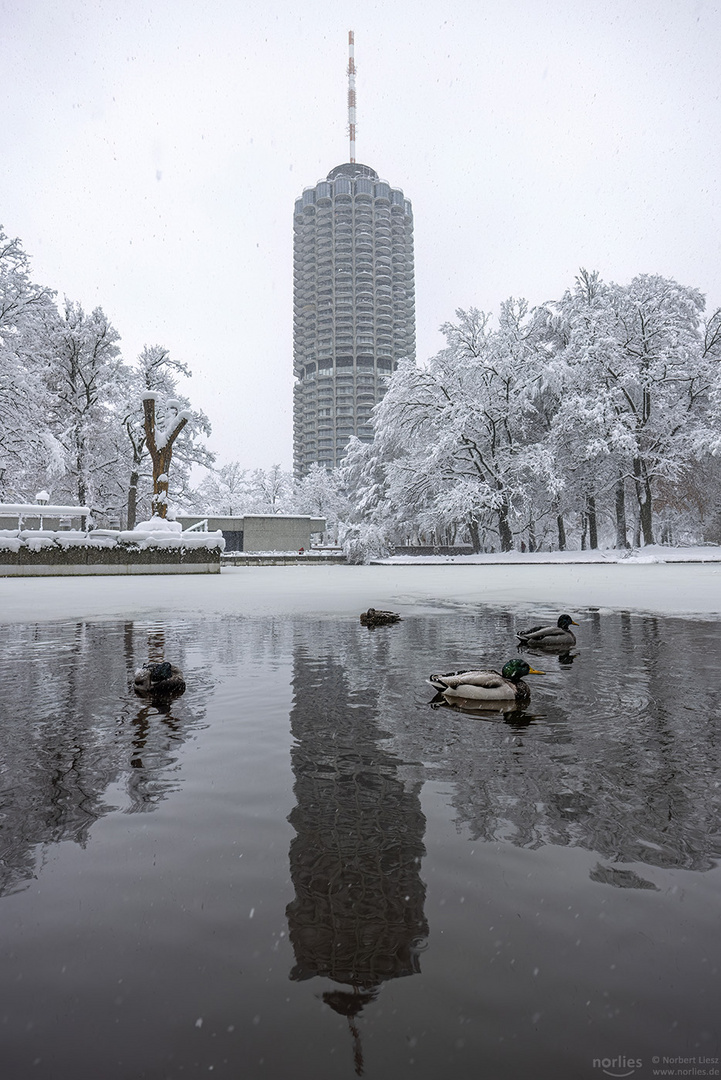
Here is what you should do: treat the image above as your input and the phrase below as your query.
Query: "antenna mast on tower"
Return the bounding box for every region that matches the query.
[347,30,356,163]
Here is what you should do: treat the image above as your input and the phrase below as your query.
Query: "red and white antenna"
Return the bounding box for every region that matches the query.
[347,30,356,163]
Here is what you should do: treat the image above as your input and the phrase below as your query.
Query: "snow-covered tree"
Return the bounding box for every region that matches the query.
[345,272,721,552]
[246,465,294,513]
[335,436,398,558]
[192,463,294,517]
[369,303,546,551]
[291,462,347,536]
[194,461,249,516]
[0,228,62,499]
[543,271,718,546]
[43,300,125,512]
[339,436,390,523]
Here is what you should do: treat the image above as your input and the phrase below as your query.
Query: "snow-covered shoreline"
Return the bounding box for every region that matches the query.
[375,544,721,565]
[0,555,719,624]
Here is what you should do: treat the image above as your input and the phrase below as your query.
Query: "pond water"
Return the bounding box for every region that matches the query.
[0,607,719,1080]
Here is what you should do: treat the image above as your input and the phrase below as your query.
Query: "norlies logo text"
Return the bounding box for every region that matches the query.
[593,1057,643,1077]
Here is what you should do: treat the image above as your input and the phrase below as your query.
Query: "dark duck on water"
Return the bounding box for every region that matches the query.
[360,608,401,627]
[133,661,186,699]
[516,614,579,649]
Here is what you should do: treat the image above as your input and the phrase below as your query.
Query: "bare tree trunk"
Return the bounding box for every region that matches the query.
[497,498,513,552]
[127,470,139,530]
[633,458,654,546]
[76,436,87,508]
[124,421,145,531]
[556,514,566,551]
[615,476,629,548]
[76,450,89,530]
[587,494,598,549]
[468,519,481,554]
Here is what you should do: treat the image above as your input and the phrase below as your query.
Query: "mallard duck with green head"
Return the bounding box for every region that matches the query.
[517,614,579,648]
[429,659,545,704]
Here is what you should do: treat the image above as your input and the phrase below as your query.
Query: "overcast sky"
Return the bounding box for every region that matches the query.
[3,0,719,471]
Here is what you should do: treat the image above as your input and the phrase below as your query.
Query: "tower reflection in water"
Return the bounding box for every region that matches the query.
[286,645,428,1074]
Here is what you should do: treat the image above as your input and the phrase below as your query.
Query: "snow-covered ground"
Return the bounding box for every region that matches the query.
[0,547,719,623]
[379,544,721,565]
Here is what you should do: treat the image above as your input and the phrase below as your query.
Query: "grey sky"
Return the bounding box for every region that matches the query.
[3,0,719,470]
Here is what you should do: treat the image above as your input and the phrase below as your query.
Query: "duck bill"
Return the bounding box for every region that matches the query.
[527,667,546,675]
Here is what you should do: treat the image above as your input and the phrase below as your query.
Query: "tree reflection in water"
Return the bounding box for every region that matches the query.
[0,619,207,897]
[397,608,721,876]
[0,606,717,1075]
[286,644,429,1075]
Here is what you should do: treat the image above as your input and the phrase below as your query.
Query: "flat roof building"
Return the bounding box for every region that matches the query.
[175,514,325,553]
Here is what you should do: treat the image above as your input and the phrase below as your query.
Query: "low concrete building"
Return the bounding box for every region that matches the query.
[175,515,326,553]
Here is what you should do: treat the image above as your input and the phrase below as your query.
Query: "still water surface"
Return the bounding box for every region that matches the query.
[0,608,719,1079]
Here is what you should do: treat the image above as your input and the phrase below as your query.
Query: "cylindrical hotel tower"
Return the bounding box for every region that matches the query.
[292,162,415,476]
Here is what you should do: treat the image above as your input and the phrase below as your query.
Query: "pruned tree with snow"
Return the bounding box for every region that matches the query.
[142,393,191,519]
[119,345,214,527]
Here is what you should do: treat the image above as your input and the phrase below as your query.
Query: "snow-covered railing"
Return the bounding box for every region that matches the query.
[114,515,223,549]
[0,515,225,555]
[182,519,208,533]
[0,503,90,516]
[0,515,225,576]
[0,502,90,529]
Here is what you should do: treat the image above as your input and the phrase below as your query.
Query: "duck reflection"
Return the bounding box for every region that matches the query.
[286,649,428,1074]
[429,691,537,728]
[125,698,186,810]
[517,643,579,666]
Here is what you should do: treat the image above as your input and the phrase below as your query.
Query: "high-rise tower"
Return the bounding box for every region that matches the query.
[292,32,416,476]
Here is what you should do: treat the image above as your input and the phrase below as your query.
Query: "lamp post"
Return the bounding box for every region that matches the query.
[35,490,50,529]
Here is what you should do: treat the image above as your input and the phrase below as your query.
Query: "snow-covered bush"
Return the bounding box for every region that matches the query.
[342,522,394,564]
